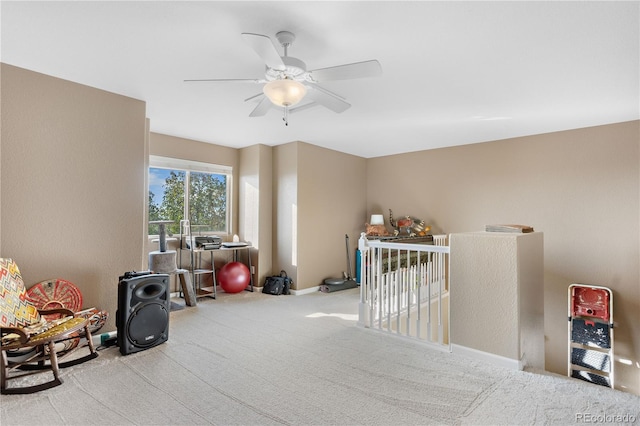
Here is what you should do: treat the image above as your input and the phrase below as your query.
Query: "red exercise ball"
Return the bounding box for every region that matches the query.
[218,262,250,293]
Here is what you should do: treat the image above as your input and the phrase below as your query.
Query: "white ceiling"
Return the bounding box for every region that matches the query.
[2,1,638,158]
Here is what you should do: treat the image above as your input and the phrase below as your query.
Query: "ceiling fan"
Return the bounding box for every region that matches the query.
[185,31,383,125]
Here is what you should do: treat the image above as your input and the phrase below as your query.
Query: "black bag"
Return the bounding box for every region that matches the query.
[262,270,292,295]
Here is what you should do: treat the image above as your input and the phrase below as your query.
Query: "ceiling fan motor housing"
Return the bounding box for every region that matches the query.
[266,56,307,81]
[275,31,296,47]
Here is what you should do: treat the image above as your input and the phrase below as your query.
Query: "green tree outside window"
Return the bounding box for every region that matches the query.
[148,167,227,236]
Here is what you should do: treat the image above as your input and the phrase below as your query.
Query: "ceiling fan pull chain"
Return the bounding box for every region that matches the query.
[283,106,289,126]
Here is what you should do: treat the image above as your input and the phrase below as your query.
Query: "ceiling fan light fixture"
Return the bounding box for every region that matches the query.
[263,78,307,107]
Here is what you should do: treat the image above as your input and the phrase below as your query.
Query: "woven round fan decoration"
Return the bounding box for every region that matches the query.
[27,278,83,319]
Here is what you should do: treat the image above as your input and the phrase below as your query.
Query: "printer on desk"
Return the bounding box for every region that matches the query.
[186,235,222,250]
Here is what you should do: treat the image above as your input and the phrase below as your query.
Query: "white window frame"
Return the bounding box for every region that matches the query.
[148,155,233,236]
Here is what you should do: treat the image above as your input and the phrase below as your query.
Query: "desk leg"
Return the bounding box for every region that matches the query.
[243,249,254,292]
[210,251,217,299]
[246,250,254,292]
[231,249,254,292]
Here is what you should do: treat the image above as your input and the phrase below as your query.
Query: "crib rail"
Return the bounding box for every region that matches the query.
[358,233,450,348]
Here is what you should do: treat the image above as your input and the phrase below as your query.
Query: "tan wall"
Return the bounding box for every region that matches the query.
[273,141,368,289]
[239,144,272,288]
[450,232,545,370]
[272,142,298,283]
[367,121,640,394]
[0,64,148,331]
[297,142,367,289]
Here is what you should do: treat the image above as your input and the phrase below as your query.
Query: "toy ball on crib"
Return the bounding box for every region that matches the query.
[218,262,250,293]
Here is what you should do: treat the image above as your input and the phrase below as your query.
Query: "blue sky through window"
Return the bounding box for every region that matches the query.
[149,168,173,205]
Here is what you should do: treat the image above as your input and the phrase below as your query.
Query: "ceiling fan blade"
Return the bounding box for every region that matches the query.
[241,33,286,71]
[307,60,382,82]
[304,84,351,113]
[289,102,320,114]
[184,78,263,83]
[248,95,272,117]
[244,92,264,102]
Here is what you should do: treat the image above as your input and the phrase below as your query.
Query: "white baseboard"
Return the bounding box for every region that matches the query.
[450,344,524,370]
[174,286,320,297]
[290,286,320,295]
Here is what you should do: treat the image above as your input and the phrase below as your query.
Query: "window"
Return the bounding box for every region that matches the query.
[148,156,231,236]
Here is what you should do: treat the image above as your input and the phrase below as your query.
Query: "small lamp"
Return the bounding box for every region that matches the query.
[370,214,384,225]
[263,78,307,107]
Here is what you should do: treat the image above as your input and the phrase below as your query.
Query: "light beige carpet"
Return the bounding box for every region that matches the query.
[1,288,638,425]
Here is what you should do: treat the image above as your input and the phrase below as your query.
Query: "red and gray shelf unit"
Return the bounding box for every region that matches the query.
[568,284,614,388]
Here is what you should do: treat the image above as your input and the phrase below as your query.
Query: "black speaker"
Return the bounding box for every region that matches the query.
[116,272,170,355]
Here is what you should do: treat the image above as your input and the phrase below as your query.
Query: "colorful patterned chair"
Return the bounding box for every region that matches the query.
[0,258,98,394]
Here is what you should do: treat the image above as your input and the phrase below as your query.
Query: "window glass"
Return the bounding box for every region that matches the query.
[189,171,227,234]
[148,157,230,236]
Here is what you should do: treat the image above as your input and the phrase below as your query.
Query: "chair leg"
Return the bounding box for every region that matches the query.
[1,349,8,393]
[85,324,96,353]
[19,331,99,370]
[57,324,98,368]
[0,344,63,395]
[37,344,46,368]
[1,326,98,394]
[47,341,61,382]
